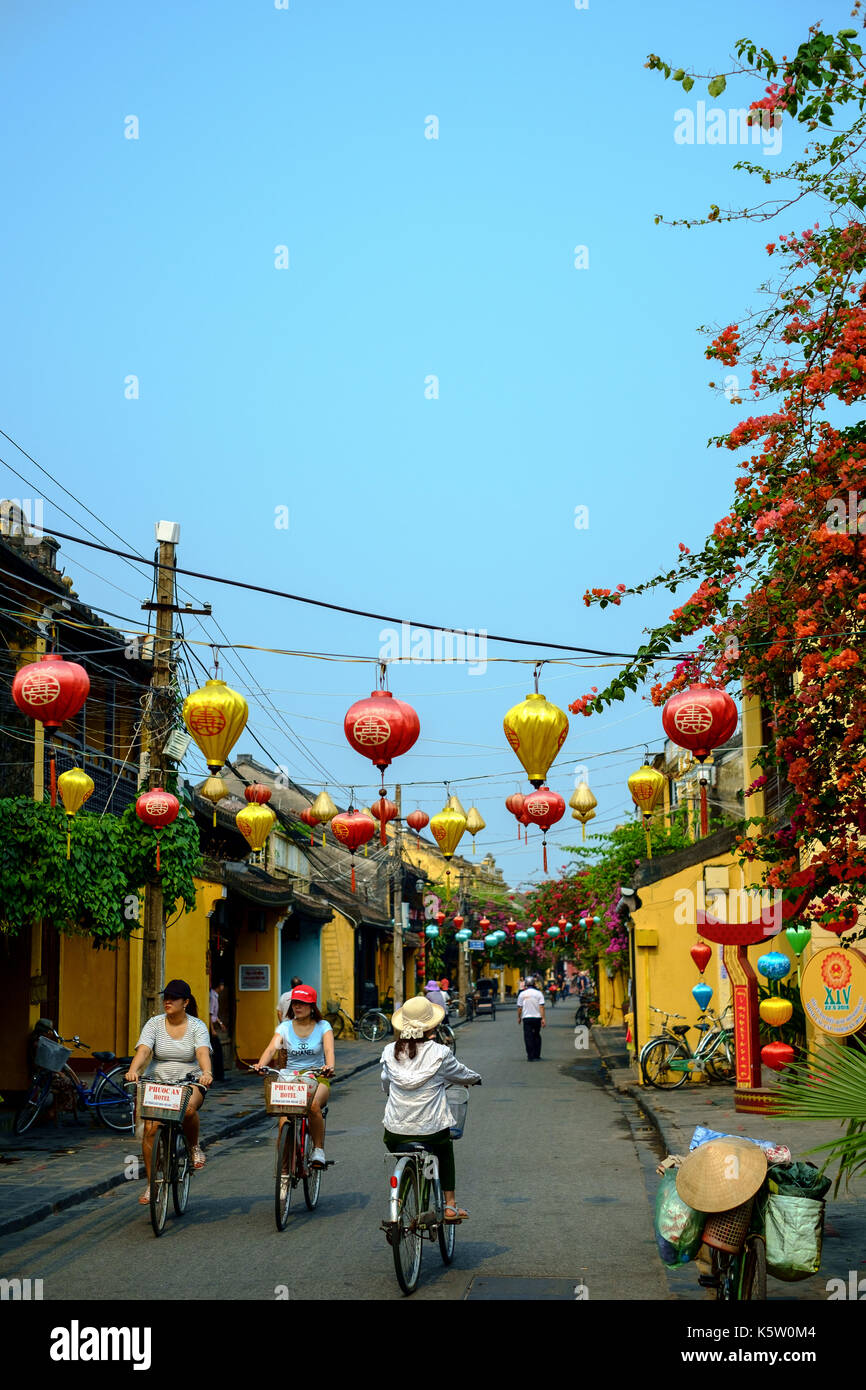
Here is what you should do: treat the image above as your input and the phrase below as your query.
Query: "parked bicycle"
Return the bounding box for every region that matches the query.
[129,1073,198,1237]
[640,1006,735,1089]
[324,993,391,1041]
[256,1064,335,1230]
[14,1029,133,1135]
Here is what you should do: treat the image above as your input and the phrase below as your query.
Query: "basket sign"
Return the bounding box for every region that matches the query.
[270,1081,310,1108]
[143,1083,184,1110]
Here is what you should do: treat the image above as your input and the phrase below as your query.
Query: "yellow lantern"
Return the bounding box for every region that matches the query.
[236,803,276,857]
[503,692,568,787]
[759,997,793,1027]
[429,805,466,900]
[569,782,597,840]
[311,789,338,846]
[182,680,249,774]
[201,775,229,827]
[464,806,485,854]
[627,764,667,859]
[57,767,94,858]
[447,794,467,818]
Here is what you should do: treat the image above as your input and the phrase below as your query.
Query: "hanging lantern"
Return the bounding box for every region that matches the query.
[627,764,667,859]
[662,685,737,836]
[436,910,446,927]
[546,926,561,938]
[506,918,518,932]
[761,1041,796,1072]
[757,951,792,982]
[479,916,491,931]
[136,788,180,872]
[244,783,272,805]
[569,782,597,841]
[57,767,94,859]
[236,802,276,858]
[447,794,467,818]
[523,787,566,873]
[406,809,429,845]
[532,918,543,932]
[429,804,467,899]
[330,808,377,892]
[692,981,713,1011]
[525,924,537,938]
[505,793,526,841]
[484,933,498,947]
[503,691,569,787]
[370,796,398,848]
[455,929,472,942]
[690,941,712,974]
[452,914,465,931]
[201,775,229,827]
[785,926,812,956]
[182,679,249,775]
[12,654,91,806]
[311,790,338,846]
[343,687,420,790]
[515,931,528,942]
[299,806,318,846]
[465,806,486,855]
[426,924,439,938]
[759,998,793,1027]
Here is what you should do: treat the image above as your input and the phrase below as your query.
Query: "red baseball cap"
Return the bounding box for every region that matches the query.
[290,986,317,1005]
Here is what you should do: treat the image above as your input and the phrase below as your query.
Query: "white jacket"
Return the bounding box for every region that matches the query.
[381,1040,480,1134]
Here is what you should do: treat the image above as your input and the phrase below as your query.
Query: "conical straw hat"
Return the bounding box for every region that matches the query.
[675,1138,767,1213]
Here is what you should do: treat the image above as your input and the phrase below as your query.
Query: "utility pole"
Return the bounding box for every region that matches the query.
[392,784,404,1010]
[457,864,469,1016]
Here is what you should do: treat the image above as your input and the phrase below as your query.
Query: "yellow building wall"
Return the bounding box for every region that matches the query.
[234,917,281,1063]
[598,966,627,1027]
[320,910,356,1017]
[58,935,131,1059]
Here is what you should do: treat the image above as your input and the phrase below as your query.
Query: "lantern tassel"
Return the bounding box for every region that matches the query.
[49,747,57,807]
[699,778,708,838]
[322,831,326,847]
[66,828,71,860]
[644,817,652,860]
[156,839,161,873]
[213,807,217,828]
[543,839,548,875]
[380,822,387,849]
[351,863,356,893]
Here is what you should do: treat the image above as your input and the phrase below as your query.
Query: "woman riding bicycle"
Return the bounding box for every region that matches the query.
[124,979,213,1204]
[255,985,334,1167]
[381,994,481,1223]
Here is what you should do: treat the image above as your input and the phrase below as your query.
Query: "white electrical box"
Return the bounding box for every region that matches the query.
[154,521,181,544]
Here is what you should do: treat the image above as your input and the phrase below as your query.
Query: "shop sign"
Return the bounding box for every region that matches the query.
[239,964,271,991]
[468,939,485,950]
[800,948,866,1036]
[142,1084,183,1109]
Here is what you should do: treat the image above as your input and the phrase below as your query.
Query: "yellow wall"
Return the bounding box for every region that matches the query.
[58,935,131,1059]
[320,910,356,1017]
[598,966,627,1027]
[234,917,281,1062]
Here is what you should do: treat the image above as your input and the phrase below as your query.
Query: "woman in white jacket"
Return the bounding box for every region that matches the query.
[381,994,481,1222]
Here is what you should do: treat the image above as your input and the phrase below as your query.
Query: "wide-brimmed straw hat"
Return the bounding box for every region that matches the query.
[390,994,445,1037]
[676,1138,767,1213]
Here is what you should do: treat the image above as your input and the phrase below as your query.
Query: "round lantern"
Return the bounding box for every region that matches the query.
[690,941,712,974]
[452,914,465,931]
[330,808,377,892]
[662,684,737,836]
[343,688,420,788]
[627,764,667,859]
[785,926,812,956]
[182,679,249,775]
[546,926,561,938]
[57,767,94,859]
[136,788,180,872]
[455,929,472,943]
[425,924,439,939]
[484,933,498,947]
[244,783,272,805]
[300,806,318,845]
[757,951,791,982]
[12,654,91,805]
[523,787,566,873]
[525,925,537,938]
[407,809,429,845]
[503,691,569,787]
[201,775,229,827]
[692,981,713,1011]
[479,916,491,931]
[515,931,528,942]
[465,806,486,854]
[370,796,397,848]
[505,793,526,841]
[761,1041,796,1072]
[569,782,597,840]
[236,803,276,857]
[311,790,338,846]
[759,998,793,1027]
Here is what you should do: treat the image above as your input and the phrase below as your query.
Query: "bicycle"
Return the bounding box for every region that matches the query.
[435,1021,456,1054]
[573,995,598,1029]
[324,993,391,1041]
[640,1006,735,1090]
[131,1072,199,1237]
[257,1065,335,1230]
[696,1197,767,1301]
[381,1086,473,1295]
[14,1029,134,1135]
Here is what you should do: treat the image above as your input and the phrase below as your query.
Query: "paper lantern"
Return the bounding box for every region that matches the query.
[515,931,528,942]
[627,764,667,859]
[182,680,249,775]
[136,788,180,872]
[785,926,812,956]
[690,941,712,974]
[465,806,486,854]
[201,775,229,827]
[343,688,420,786]
[447,794,467,818]
[455,929,472,942]
[370,796,397,848]
[330,809,377,892]
[569,782,597,840]
[757,951,791,982]
[452,914,465,930]
[429,805,467,863]
[300,806,318,846]
[426,924,439,938]
[407,809,429,845]
[761,1041,795,1072]
[311,789,338,846]
[692,982,713,1011]
[523,787,566,873]
[546,926,561,938]
[662,684,737,836]
[236,803,276,856]
[57,767,94,859]
[244,783,272,805]
[505,793,526,840]
[12,654,91,806]
[484,933,498,946]
[525,925,537,938]
[759,998,793,1027]
[503,692,569,787]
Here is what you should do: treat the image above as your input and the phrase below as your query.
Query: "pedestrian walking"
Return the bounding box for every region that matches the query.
[208,979,226,1082]
[516,976,546,1060]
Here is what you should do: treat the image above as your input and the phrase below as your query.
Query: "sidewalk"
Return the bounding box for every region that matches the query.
[0,1036,386,1239]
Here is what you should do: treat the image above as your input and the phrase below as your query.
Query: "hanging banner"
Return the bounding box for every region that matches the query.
[800,948,866,1037]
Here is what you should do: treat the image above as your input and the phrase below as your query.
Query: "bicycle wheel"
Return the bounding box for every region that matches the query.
[434,1181,456,1265]
[359,1011,391,1042]
[705,1038,736,1083]
[302,1129,322,1210]
[392,1165,423,1295]
[172,1131,191,1216]
[641,1038,690,1090]
[94,1067,135,1132]
[150,1128,170,1237]
[14,1071,53,1134]
[275,1119,298,1231]
[740,1234,767,1300]
[711,1247,738,1301]
[437,1024,456,1054]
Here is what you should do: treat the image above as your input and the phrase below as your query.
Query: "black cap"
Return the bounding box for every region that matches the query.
[162,979,192,999]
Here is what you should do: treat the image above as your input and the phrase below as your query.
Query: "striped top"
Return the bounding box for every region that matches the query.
[137,1014,211,1084]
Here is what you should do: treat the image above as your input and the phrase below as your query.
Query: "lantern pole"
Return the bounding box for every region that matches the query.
[392,784,405,1012]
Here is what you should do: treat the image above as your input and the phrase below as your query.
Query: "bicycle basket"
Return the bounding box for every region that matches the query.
[326,999,341,1015]
[264,1074,316,1115]
[34,1037,72,1072]
[448,1086,469,1140]
[702,1197,754,1253]
[138,1081,194,1123]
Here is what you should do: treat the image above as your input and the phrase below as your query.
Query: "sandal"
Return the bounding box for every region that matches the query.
[138,1187,150,1205]
[192,1146,206,1170]
[444,1204,468,1223]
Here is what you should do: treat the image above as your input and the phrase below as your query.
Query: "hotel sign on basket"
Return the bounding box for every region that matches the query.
[142,1084,184,1110]
[800,948,866,1037]
[270,1081,310,1108]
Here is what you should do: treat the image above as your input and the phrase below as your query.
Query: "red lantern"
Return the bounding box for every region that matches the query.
[557,915,568,929]
[300,807,317,846]
[436,910,446,927]
[452,914,465,930]
[343,688,420,789]
[245,783,272,805]
[135,788,180,872]
[523,786,566,872]
[330,809,377,892]
[370,796,397,848]
[12,654,91,806]
[505,793,526,840]
[662,684,737,835]
[532,917,543,931]
[690,941,712,974]
[507,918,518,931]
[479,916,491,930]
[761,1041,796,1072]
[406,809,429,845]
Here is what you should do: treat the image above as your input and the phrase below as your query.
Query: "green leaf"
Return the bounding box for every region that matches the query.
[682,75,694,93]
[707,75,727,99]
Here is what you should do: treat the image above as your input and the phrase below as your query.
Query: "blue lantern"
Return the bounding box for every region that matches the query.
[546,926,561,938]
[525,926,536,938]
[757,951,791,982]
[425,924,439,938]
[484,933,498,946]
[514,930,528,942]
[692,981,713,1011]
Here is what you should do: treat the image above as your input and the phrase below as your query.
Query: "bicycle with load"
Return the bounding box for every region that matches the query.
[127,1072,198,1237]
[640,1005,735,1089]
[15,1028,134,1135]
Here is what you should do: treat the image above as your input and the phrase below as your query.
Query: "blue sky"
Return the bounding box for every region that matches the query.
[0,0,828,891]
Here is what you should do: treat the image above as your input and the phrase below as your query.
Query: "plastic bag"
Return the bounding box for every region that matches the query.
[690,1125,792,1166]
[654,1169,705,1268]
[767,1161,831,1200]
[763,1192,825,1281]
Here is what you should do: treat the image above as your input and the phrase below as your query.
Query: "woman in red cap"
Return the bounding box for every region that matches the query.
[255,985,334,1169]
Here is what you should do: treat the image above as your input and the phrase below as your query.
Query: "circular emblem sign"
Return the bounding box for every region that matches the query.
[673,702,713,735]
[352,714,391,747]
[800,947,866,1036]
[20,671,62,706]
[188,706,227,736]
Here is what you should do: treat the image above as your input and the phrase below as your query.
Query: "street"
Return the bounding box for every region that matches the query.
[0,1005,668,1301]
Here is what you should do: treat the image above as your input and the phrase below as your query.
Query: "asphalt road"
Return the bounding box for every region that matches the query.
[0,1004,669,1301]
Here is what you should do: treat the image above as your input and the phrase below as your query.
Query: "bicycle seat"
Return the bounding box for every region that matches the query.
[92,1051,116,1061]
[401,1142,429,1154]
[671,1025,690,1036]
[695,1022,710,1032]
